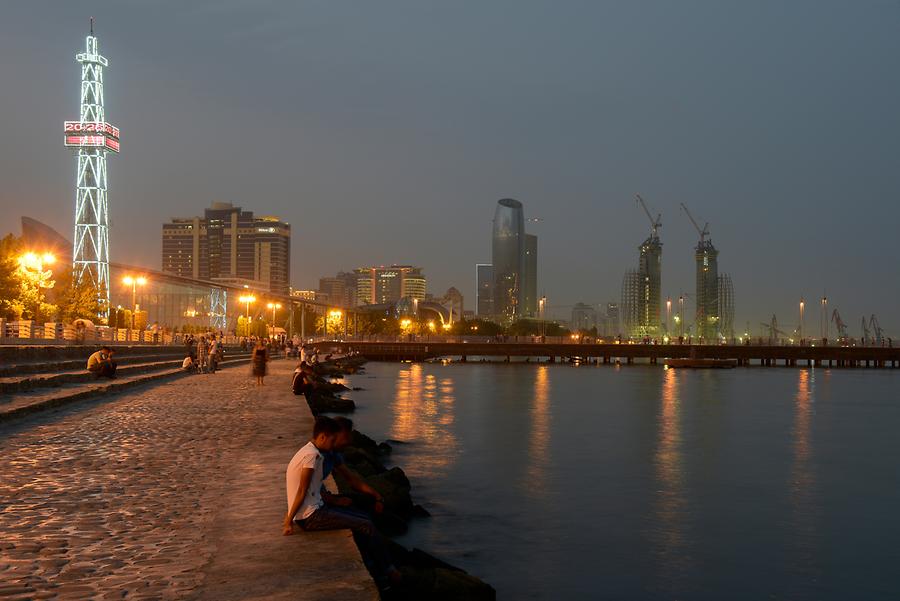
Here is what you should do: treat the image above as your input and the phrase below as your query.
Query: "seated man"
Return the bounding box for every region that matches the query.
[322,417,386,515]
[283,416,400,588]
[87,346,117,379]
[182,355,195,372]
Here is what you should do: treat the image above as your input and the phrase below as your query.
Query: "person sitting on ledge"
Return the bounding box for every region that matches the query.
[283,416,401,588]
[87,346,117,379]
[182,355,195,373]
[321,417,386,514]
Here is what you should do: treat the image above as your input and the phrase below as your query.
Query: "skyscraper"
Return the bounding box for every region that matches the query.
[694,240,719,341]
[622,208,662,338]
[475,264,494,317]
[492,199,525,321]
[161,202,291,294]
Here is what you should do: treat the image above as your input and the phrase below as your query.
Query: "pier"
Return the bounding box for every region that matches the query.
[333,341,900,368]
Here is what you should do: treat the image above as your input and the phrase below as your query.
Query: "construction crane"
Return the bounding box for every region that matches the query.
[831,309,849,342]
[635,194,661,240]
[870,314,885,345]
[680,202,710,246]
[760,314,789,344]
[862,316,871,345]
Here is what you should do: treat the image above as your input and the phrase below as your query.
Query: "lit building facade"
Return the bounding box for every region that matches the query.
[355,265,426,305]
[161,202,290,295]
[492,199,525,321]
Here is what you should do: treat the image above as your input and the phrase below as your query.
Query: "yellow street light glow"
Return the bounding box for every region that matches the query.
[239,295,256,304]
[136,276,147,286]
[329,309,343,319]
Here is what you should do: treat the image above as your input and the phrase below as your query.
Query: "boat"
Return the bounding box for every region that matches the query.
[665,358,737,369]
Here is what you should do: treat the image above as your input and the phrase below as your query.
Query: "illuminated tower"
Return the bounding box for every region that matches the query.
[64,19,120,320]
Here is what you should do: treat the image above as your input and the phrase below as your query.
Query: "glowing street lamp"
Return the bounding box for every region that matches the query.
[239,294,256,322]
[799,298,805,344]
[122,275,147,329]
[666,297,672,336]
[267,302,282,338]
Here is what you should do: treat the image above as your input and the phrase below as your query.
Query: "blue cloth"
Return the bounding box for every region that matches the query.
[322,451,345,479]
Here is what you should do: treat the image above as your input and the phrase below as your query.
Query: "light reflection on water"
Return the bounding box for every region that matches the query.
[651,367,692,584]
[348,362,900,600]
[391,363,457,478]
[524,366,551,497]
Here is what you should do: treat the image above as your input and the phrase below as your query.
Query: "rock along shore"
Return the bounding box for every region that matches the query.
[307,358,496,601]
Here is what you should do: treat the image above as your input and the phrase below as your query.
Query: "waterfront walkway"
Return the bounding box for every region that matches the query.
[0,361,378,600]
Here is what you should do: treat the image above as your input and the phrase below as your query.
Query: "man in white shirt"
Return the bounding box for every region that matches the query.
[283,417,399,587]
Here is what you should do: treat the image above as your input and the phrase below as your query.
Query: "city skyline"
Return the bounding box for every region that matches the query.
[2,3,900,332]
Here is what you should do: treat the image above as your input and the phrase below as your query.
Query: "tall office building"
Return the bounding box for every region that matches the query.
[492,199,525,321]
[475,264,494,317]
[318,271,358,308]
[161,201,290,294]
[355,265,426,305]
[491,198,538,322]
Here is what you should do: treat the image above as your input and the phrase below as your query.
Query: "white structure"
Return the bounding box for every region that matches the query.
[65,20,120,320]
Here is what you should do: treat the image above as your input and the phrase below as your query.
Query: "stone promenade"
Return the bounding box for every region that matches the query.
[0,360,378,600]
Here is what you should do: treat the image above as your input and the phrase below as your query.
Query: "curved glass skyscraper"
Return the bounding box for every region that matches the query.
[492,198,525,321]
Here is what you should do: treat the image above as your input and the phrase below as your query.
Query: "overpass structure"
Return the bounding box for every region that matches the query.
[332,341,900,368]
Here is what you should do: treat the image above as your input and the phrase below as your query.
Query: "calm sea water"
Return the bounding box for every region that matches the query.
[341,361,900,600]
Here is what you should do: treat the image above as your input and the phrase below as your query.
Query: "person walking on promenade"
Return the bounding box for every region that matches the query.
[208,336,219,373]
[197,336,209,373]
[251,339,268,386]
[87,346,117,379]
[283,417,400,588]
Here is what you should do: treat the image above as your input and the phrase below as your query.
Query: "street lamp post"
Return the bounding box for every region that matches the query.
[267,302,282,339]
[820,295,827,341]
[238,294,256,336]
[539,295,546,340]
[122,275,147,331]
[666,297,672,337]
[678,295,685,338]
[799,298,805,344]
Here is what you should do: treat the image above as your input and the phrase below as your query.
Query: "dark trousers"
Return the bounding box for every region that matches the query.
[89,361,117,378]
[299,506,393,576]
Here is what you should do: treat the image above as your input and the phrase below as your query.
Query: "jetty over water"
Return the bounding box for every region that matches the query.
[334,341,900,368]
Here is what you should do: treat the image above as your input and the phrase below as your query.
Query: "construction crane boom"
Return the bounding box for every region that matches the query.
[831,309,848,340]
[635,194,661,238]
[680,202,709,243]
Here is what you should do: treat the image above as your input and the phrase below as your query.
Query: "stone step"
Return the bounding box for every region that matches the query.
[0,344,195,363]
[0,351,187,377]
[0,358,189,394]
[0,356,254,423]
[0,346,244,377]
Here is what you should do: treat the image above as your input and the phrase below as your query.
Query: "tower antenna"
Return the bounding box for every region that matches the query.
[90,17,94,35]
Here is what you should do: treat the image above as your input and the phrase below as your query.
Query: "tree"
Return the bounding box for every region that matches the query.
[0,234,24,320]
[54,269,100,323]
[0,235,58,323]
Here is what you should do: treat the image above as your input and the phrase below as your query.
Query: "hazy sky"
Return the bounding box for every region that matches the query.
[2,1,899,334]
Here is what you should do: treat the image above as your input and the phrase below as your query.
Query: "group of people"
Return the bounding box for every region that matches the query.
[182,334,223,374]
[284,415,401,589]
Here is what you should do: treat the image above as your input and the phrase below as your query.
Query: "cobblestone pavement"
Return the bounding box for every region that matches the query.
[0,362,312,600]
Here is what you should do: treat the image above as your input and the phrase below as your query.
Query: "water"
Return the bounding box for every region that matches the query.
[341,361,900,600]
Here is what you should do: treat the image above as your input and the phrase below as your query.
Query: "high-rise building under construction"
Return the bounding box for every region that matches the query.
[682,203,734,341]
[622,196,662,338]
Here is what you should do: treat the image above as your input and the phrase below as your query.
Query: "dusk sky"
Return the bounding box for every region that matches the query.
[2,1,899,333]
